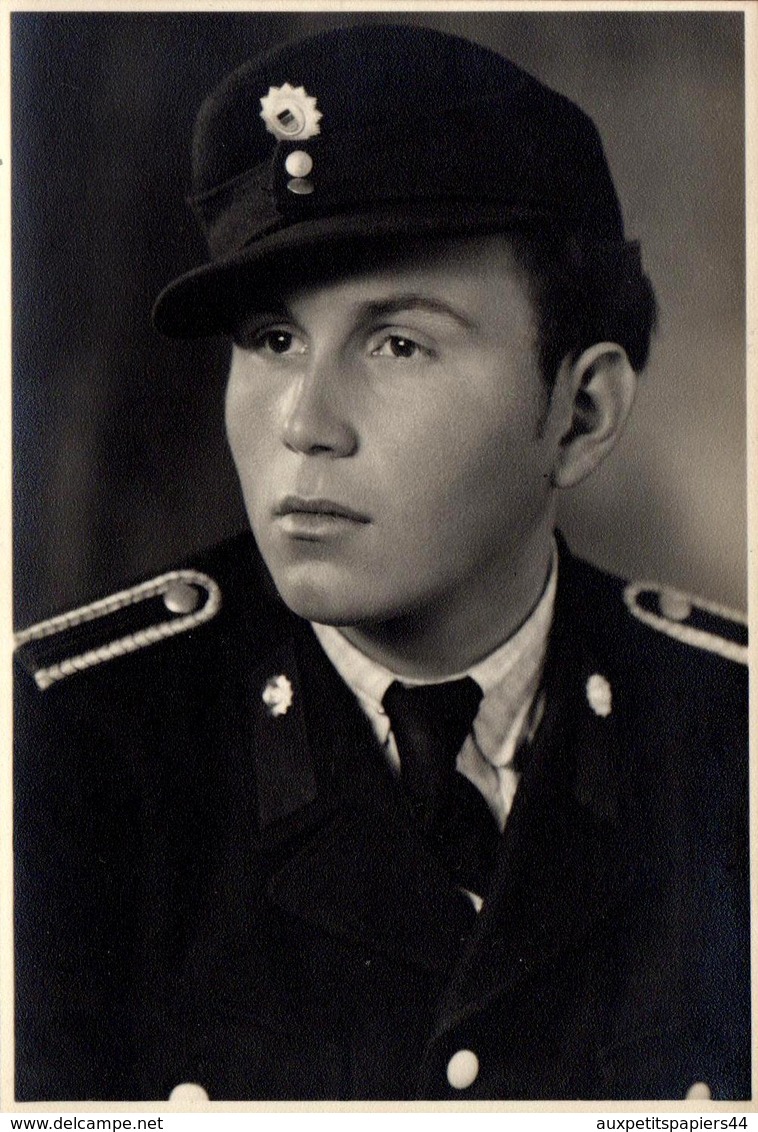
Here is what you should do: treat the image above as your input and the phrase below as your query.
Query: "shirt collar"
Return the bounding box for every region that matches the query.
[311,542,557,737]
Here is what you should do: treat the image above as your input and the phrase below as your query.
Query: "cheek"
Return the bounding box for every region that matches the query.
[224,390,249,470]
[224,371,273,480]
[404,395,552,561]
[406,383,545,499]
[224,379,282,541]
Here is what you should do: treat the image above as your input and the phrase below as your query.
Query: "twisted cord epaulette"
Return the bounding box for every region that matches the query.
[623,581,747,665]
[14,569,222,691]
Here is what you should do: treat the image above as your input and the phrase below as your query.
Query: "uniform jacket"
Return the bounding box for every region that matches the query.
[13,532,750,1102]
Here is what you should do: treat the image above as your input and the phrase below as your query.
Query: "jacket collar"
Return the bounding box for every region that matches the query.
[235,535,628,984]
[239,611,476,971]
[432,557,629,1029]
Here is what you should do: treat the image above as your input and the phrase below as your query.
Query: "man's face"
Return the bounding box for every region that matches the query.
[226,235,567,642]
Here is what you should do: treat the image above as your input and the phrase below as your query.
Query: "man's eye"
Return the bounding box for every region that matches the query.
[233,325,307,354]
[255,329,306,355]
[371,335,429,360]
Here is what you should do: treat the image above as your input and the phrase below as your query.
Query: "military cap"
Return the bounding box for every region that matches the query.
[153,23,630,338]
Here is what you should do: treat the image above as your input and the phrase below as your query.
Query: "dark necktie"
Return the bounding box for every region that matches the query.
[382,677,501,896]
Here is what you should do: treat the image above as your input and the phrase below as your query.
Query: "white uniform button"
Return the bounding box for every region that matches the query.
[460,888,484,913]
[660,588,692,623]
[685,1081,712,1100]
[163,581,200,615]
[285,150,313,177]
[446,1048,479,1089]
[168,1082,209,1104]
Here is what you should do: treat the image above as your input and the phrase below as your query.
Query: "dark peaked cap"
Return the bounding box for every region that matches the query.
[153,23,627,338]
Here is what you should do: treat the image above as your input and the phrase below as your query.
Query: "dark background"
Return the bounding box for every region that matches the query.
[12,10,746,628]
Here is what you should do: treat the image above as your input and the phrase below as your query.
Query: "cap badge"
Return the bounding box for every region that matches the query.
[586,673,612,718]
[262,674,294,717]
[260,83,322,141]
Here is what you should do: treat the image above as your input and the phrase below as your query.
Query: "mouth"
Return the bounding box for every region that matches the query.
[274,496,371,524]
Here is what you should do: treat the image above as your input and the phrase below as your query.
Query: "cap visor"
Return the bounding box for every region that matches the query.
[152,202,548,338]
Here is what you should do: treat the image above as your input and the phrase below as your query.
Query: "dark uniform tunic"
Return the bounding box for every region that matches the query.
[13,532,750,1101]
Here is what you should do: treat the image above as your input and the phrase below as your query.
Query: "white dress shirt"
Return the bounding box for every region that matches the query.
[312,548,557,831]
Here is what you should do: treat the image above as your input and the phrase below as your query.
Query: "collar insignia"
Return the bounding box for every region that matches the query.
[262,673,294,717]
[260,83,322,141]
[586,673,612,718]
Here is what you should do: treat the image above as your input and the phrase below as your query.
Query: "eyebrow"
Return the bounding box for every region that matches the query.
[358,294,480,332]
[231,292,480,339]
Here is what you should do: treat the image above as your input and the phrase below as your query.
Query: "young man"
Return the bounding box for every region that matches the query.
[14,24,749,1102]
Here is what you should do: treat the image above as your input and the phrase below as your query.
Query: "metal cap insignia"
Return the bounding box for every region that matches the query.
[260,83,322,141]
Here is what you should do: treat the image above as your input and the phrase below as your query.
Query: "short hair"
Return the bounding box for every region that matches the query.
[509,229,658,388]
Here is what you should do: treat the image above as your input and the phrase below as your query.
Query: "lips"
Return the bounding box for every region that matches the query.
[274,496,371,523]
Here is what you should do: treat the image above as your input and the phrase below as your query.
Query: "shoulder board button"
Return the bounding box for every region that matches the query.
[14,569,222,691]
[623,581,747,665]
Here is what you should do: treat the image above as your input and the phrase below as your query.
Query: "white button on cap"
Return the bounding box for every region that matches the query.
[163,581,200,615]
[685,1081,712,1100]
[168,1082,209,1105]
[446,1048,479,1089]
[285,150,313,177]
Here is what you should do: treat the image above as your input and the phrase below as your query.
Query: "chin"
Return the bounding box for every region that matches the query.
[259,542,427,628]
[269,566,374,627]
[276,588,367,628]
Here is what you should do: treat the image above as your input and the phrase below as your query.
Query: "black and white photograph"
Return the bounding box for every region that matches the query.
[6,4,752,1108]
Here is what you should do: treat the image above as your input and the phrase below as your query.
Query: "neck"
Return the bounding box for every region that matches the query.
[340,522,555,680]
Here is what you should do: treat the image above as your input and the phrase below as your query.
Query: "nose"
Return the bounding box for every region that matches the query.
[281,358,358,458]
